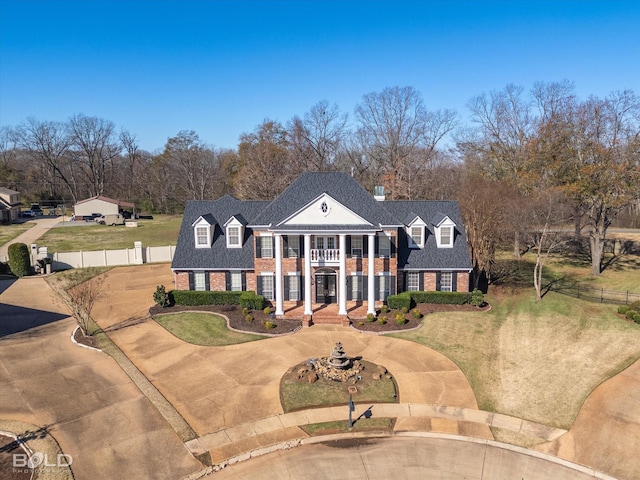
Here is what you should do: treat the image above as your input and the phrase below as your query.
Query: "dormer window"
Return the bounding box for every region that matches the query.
[227,226,240,247]
[440,226,452,246]
[410,226,423,247]
[196,226,210,247]
[434,215,456,248]
[192,216,213,248]
[224,216,245,249]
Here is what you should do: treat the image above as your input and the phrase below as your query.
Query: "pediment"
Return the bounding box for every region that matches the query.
[278,193,373,227]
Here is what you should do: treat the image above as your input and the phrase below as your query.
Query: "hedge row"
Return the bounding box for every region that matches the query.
[386,291,472,310]
[169,290,264,310]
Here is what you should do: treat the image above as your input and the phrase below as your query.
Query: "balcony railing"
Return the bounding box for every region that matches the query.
[310,248,340,263]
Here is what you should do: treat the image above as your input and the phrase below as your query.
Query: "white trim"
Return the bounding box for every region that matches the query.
[287,271,300,276]
[277,192,374,227]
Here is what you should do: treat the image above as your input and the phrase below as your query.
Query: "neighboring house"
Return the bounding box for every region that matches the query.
[171,172,472,320]
[73,195,135,220]
[0,187,21,224]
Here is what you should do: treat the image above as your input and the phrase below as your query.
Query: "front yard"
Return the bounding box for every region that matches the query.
[391,289,640,444]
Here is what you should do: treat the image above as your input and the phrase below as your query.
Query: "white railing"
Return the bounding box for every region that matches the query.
[310,248,340,263]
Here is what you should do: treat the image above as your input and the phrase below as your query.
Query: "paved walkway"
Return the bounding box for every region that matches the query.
[0,216,64,261]
[185,402,566,463]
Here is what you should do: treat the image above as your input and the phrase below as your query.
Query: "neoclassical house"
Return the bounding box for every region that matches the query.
[171,172,472,320]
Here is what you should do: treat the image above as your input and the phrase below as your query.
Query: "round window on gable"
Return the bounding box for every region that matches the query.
[319,200,330,216]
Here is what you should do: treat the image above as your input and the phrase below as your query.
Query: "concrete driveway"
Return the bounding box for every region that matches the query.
[0,276,201,480]
[90,265,484,438]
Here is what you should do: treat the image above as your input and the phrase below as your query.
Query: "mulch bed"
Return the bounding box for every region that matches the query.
[351,303,491,333]
[73,327,99,348]
[149,302,490,335]
[149,304,302,335]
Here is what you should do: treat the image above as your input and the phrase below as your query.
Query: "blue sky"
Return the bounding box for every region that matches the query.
[1,0,638,152]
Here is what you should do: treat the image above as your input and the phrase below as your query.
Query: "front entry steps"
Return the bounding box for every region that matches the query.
[305,311,350,327]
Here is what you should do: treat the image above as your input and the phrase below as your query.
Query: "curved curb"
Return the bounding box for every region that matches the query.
[182,431,618,480]
[151,310,302,338]
[70,326,102,352]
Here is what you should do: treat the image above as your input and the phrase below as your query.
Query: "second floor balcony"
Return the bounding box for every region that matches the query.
[310,248,340,264]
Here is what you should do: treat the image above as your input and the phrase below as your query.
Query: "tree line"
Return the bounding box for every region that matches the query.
[1,82,639,289]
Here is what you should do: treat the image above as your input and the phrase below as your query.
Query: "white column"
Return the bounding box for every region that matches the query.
[339,234,347,315]
[367,233,376,315]
[275,234,284,315]
[304,234,312,315]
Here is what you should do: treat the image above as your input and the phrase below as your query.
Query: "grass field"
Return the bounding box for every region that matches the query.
[37,215,182,252]
[391,289,640,439]
[0,222,34,246]
[153,312,266,346]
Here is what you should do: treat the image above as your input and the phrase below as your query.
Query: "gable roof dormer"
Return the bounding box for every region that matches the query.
[432,213,456,248]
[406,215,427,249]
[192,214,216,248]
[223,214,246,248]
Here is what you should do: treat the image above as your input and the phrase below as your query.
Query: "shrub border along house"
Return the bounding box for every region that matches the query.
[168,289,265,310]
[387,291,473,310]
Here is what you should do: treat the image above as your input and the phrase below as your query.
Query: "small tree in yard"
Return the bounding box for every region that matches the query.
[67,276,104,336]
[8,243,31,277]
[154,285,170,307]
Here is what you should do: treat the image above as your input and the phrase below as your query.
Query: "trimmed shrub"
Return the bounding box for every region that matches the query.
[367,313,375,322]
[8,243,30,277]
[170,290,244,306]
[153,285,170,307]
[625,310,638,321]
[618,305,629,315]
[377,316,387,325]
[242,307,249,316]
[471,288,484,307]
[409,291,472,305]
[263,306,272,315]
[411,308,422,319]
[240,292,264,310]
[395,313,406,325]
[628,300,640,312]
[245,314,253,323]
[380,305,389,314]
[387,293,412,310]
[264,320,275,329]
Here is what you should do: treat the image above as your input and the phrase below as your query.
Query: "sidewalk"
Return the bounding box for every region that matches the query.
[185,402,567,463]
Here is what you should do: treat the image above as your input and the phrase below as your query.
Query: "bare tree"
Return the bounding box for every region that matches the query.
[67,276,104,336]
[354,86,457,199]
[67,114,121,197]
[288,100,348,172]
[160,130,220,203]
[234,120,296,200]
[13,118,77,202]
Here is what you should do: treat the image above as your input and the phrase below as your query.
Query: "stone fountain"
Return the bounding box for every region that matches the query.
[327,342,351,369]
[309,342,362,382]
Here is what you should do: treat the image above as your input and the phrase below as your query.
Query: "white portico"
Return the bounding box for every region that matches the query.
[261,193,382,319]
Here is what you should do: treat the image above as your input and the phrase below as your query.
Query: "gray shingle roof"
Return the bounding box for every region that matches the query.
[171,195,268,270]
[250,172,400,228]
[381,201,472,270]
[172,175,472,272]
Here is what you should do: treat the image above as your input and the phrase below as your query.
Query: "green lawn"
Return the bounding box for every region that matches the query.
[280,360,398,413]
[391,290,640,441]
[0,222,34,247]
[153,312,266,346]
[38,215,182,252]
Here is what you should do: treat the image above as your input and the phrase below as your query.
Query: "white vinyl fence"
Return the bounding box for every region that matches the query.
[47,243,175,270]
